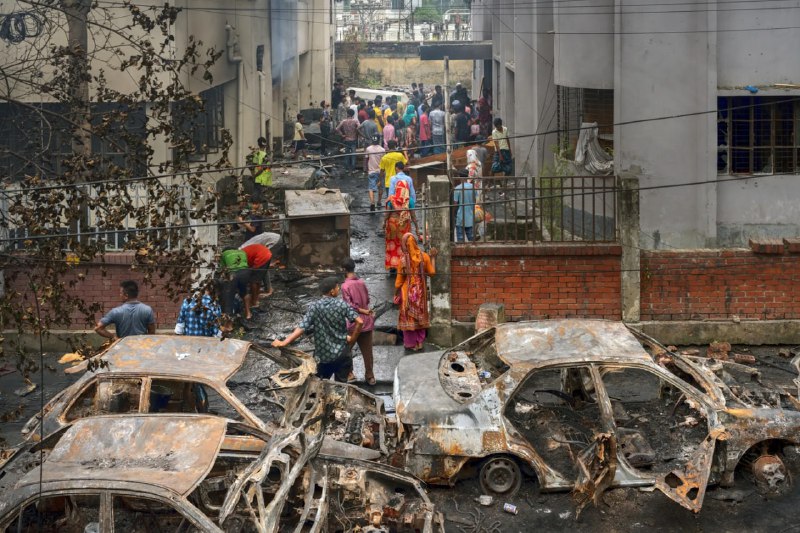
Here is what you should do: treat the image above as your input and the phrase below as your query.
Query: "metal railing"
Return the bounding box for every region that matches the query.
[0,177,196,251]
[451,175,617,244]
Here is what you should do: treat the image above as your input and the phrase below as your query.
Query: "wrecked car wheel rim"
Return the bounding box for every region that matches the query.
[752,454,790,493]
[480,457,522,496]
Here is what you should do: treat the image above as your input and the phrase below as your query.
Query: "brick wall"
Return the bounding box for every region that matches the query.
[641,249,800,321]
[5,253,183,330]
[451,244,622,322]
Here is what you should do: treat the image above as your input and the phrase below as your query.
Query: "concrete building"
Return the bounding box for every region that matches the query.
[471,0,800,248]
[0,0,333,178]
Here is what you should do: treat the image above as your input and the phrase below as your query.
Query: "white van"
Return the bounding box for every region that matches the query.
[346,87,408,105]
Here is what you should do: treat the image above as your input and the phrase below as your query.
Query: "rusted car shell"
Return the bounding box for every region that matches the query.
[19,335,315,442]
[394,319,800,512]
[0,415,235,532]
[17,415,227,497]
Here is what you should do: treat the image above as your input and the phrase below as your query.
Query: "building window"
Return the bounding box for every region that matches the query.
[557,87,614,157]
[0,102,146,182]
[174,85,225,162]
[717,96,799,175]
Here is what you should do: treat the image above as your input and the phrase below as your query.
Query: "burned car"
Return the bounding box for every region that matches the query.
[11,335,391,464]
[0,414,441,532]
[393,319,800,512]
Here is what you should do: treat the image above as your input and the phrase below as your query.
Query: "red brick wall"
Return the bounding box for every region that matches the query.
[6,253,183,330]
[450,244,622,322]
[641,249,800,321]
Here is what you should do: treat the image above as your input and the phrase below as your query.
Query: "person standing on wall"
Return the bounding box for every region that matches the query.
[453,173,476,242]
[95,280,156,340]
[272,277,363,383]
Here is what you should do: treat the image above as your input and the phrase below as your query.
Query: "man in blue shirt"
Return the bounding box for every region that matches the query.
[95,280,156,340]
[272,277,364,382]
[453,176,476,242]
[175,282,223,337]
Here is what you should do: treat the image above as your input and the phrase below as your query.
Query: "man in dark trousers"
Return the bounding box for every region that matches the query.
[95,280,156,340]
[273,277,363,382]
[454,102,471,146]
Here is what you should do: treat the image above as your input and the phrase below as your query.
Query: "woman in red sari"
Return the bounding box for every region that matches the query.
[384,179,418,272]
[394,233,437,350]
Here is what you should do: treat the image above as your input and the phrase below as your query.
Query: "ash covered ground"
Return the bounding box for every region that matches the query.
[2,168,800,531]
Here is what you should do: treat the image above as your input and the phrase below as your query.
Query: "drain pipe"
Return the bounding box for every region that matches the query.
[226,24,244,166]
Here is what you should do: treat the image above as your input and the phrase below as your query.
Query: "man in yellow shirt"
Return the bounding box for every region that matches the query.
[373,96,385,134]
[378,140,407,208]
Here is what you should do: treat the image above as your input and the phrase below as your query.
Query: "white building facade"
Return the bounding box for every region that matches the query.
[472,0,800,248]
[0,0,333,177]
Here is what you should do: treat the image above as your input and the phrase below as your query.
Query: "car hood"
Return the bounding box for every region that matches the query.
[394,351,477,425]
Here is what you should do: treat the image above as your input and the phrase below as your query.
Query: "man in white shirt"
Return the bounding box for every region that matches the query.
[364,136,386,211]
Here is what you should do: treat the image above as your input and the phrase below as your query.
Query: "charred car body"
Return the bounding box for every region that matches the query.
[0,415,440,532]
[392,319,800,512]
[7,336,390,467]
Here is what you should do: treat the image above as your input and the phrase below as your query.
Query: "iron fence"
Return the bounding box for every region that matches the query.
[451,175,617,244]
[0,176,196,251]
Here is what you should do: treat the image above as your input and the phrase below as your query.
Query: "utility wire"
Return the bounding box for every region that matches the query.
[3,95,799,195]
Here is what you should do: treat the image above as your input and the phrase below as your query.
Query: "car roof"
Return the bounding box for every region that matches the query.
[494,319,652,366]
[18,415,226,496]
[97,335,250,382]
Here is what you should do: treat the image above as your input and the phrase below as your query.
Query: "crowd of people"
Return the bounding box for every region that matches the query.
[95,80,510,388]
[318,79,496,162]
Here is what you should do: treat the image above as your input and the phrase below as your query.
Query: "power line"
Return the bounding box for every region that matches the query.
[81,0,800,36]
[2,94,798,194]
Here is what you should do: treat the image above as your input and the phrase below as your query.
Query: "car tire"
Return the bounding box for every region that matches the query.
[479,455,522,497]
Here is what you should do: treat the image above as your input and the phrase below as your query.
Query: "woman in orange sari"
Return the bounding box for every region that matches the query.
[384,179,418,272]
[394,233,437,350]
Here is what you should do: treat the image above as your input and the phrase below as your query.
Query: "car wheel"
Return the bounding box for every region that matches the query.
[750,453,791,496]
[479,456,522,497]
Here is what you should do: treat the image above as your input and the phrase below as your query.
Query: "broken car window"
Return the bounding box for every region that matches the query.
[65,378,142,422]
[112,495,201,533]
[149,379,243,421]
[600,366,709,473]
[505,366,602,478]
[4,494,100,533]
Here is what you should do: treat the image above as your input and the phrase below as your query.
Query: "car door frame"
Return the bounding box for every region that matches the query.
[500,362,619,499]
[0,489,112,532]
[593,361,723,512]
[59,375,146,425]
[109,489,222,533]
